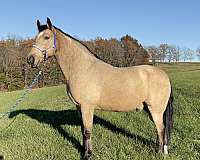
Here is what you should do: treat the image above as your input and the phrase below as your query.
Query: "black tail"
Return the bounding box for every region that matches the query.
[163,86,174,146]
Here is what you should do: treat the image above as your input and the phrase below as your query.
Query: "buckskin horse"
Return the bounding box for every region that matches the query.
[27,18,173,159]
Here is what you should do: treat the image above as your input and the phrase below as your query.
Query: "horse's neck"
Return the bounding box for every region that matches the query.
[55,30,96,80]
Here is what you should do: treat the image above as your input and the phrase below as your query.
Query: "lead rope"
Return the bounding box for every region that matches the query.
[0,67,44,160]
[0,63,46,119]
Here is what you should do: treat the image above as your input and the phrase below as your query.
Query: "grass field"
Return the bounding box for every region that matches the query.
[0,63,199,160]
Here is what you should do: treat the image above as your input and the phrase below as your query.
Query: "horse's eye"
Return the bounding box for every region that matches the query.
[44,36,50,40]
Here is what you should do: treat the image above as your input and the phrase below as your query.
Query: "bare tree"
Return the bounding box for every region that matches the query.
[146,46,159,65]
[167,45,176,62]
[159,44,176,63]
[181,47,194,62]
[0,42,17,75]
[173,46,182,62]
[158,44,168,62]
[196,47,200,61]
[188,49,194,62]
[181,47,189,62]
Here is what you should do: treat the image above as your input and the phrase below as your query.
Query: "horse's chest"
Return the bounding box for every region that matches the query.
[66,81,79,105]
[68,79,101,105]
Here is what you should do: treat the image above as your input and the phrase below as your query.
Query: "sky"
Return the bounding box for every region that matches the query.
[0,0,199,51]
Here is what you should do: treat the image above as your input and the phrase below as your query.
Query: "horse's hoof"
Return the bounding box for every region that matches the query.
[158,145,169,155]
[83,151,92,160]
[158,147,164,154]
[163,145,168,154]
[83,154,91,160]
[0,155,4,160]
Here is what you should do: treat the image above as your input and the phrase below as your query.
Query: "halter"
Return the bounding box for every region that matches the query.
[32,32,57,61]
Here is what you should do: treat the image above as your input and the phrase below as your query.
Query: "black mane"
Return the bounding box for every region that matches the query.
[54,26,102,60]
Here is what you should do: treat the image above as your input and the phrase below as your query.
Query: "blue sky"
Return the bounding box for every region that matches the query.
[0,0,199,50]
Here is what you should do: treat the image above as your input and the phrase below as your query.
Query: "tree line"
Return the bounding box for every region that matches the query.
[146,44,199,63]
[0,34,199,91]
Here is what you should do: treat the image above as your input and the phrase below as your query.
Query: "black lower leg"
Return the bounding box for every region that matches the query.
[0,155,3,160]
[159,143,164,153]
[83,128,92,159]
[158,130,165,153]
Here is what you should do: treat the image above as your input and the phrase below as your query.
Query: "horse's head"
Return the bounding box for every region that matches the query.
[27,18,56,68]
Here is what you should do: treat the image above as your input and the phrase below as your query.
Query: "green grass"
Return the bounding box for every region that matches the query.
[0,63,200,160]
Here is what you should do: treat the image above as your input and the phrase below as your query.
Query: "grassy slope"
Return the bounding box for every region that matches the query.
[0,63,199,160]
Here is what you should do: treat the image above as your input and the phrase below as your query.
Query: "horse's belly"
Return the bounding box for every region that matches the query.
[98,94,144,112]
[96,103,143,112]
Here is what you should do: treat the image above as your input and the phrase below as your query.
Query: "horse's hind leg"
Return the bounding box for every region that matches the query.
[150,111,165,153]
[80,105,94,160]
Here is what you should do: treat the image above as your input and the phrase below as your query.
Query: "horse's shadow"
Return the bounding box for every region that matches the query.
[9,109,155,154]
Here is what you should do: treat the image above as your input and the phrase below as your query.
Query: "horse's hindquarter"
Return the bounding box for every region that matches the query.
[141,65,171,113]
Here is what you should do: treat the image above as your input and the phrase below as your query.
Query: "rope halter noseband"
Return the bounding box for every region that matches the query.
[32,32,57,61]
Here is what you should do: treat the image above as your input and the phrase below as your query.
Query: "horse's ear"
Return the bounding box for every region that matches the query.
[37,20,41,31]
[47,17,52,30]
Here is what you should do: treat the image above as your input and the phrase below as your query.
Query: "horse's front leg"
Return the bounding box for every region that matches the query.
[80,105,94,160]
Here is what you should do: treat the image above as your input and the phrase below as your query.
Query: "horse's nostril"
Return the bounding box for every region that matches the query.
[27,55,35,65]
